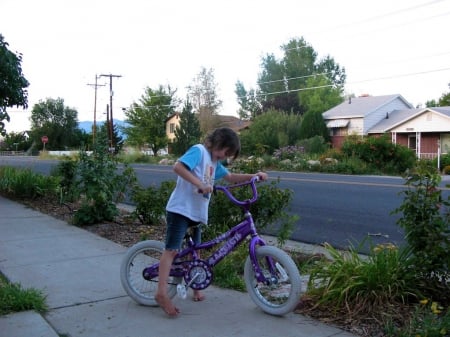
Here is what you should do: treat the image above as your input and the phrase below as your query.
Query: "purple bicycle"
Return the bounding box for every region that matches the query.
[120,176,302,316]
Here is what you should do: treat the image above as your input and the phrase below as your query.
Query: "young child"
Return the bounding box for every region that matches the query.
[155,127,268,316]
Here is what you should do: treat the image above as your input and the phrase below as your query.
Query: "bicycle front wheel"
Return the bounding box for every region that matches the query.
[244,245,302,316]
[120,240,181,306]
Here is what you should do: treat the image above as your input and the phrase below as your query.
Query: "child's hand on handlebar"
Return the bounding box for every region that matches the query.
[255,172,268,181]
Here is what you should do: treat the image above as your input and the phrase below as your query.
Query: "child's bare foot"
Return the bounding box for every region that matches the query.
[155,293,180,316]
[193,290,205,302]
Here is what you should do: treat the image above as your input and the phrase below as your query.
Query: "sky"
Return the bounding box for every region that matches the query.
[2,0,450,132]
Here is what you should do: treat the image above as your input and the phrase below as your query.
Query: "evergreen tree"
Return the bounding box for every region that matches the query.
[171,99,201,155]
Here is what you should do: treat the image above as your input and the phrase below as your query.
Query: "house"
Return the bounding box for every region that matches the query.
[322,94,413,149]
[322,94,450,159]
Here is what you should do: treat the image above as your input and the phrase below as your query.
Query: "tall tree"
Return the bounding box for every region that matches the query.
[29,97,80,150]
[235,81,262,120]
[240,37,346,115]
[171,98,202,155]
[188,67,222,133]
[0,34,29,135]
[98,122,124,154]
[123,85,176,156]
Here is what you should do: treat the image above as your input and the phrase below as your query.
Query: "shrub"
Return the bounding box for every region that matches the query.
[131,180,176,225]
[0,166,59,199]
[393,162,450,302]
[73,136,137,226]
[341,135,416,174]
[306,242,420,319]
[206,178,298,245]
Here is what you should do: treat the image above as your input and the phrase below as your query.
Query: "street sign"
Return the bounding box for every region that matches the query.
[41,136,48,144]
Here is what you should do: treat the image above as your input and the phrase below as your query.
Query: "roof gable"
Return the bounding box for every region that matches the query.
[368,106,450,133]
[322,94,413,119]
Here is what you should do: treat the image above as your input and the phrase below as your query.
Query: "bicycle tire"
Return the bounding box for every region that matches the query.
[244,245,302,316]
[120,240,181,306]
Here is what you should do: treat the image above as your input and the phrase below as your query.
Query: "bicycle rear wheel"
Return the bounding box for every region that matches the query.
[244,245,302,316]
[120,240,181,306]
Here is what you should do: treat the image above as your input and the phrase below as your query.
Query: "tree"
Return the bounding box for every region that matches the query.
[235,81,262,120]
[239,37,346,115]
[239,110,302,155]
[188,67,222,133]
[29,98,81,150]
[0,34,29,136]
[438,83,450,106]
[0,131,32,151]
[123,85,176,156]
[98,122,124,154]
[171,98,202,156]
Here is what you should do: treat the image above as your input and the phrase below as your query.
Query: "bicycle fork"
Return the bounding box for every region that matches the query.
[249,238,288,285]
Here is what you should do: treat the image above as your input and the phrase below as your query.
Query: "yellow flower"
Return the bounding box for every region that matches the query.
[419,299,428,305]
[430,301,442,314]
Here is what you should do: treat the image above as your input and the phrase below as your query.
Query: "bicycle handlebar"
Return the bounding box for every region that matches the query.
[214,175,260,207]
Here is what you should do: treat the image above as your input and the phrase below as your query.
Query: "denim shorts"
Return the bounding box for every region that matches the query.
[165,211,201,250]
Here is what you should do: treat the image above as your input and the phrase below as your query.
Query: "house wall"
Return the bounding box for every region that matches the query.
[166,114,180,142]
[363,98,412,134]
[390,111,450,133]
[348,118,364,135]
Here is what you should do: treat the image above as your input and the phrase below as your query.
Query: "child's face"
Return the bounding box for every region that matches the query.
[211,147,231,161]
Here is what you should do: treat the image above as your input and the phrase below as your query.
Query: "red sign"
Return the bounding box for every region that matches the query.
[41,136,48,144]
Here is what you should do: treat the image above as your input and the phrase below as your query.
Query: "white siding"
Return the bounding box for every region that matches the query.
[363,98,412,134]
[391,111,450,133]
[348,118,364,135]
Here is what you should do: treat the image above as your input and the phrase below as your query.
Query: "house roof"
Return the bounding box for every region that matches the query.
[368,106,450,133]
[322,94,413,119]
[215,115,252,132]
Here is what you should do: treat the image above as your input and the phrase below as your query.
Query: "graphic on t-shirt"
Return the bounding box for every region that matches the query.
[201,165,214,198]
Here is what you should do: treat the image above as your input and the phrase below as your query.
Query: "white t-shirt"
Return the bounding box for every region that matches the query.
[166,144,228,224]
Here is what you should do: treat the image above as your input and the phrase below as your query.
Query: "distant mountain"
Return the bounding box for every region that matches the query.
[78,119,128,137]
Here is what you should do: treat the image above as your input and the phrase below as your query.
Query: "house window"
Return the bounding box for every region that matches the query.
[169,123,175,133]
[442,134,450,154]
[408,135,417,150]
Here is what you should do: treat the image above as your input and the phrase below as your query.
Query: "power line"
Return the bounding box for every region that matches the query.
[237,66,450,100]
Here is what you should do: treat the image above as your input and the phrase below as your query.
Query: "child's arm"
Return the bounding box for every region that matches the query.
[173,161,213,194]
[223,171,268,184]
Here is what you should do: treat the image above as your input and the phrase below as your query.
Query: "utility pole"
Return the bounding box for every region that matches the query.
[87,75,106,144]
[99,73,122,150]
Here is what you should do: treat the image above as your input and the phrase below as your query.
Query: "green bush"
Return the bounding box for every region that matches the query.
[393,162,450,302]
[205,178,298,245]
[51,158,78,202]
[73,136,137,226]
[307,242,419,317]
[131,180,175,225]
[341,135,416,174]
[0,166,59,199]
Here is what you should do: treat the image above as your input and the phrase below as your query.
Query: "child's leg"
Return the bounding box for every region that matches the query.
[155,249,179,316]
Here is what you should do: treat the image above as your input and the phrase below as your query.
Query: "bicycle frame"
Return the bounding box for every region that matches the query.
[142,176,274,284]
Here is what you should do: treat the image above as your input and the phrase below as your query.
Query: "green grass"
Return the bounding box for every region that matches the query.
[0,273,48,315]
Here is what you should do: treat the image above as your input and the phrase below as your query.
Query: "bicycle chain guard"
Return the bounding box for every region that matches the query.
[183,259,213,290]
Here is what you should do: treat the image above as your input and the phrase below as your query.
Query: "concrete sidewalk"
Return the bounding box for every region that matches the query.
[0,195,358,337]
